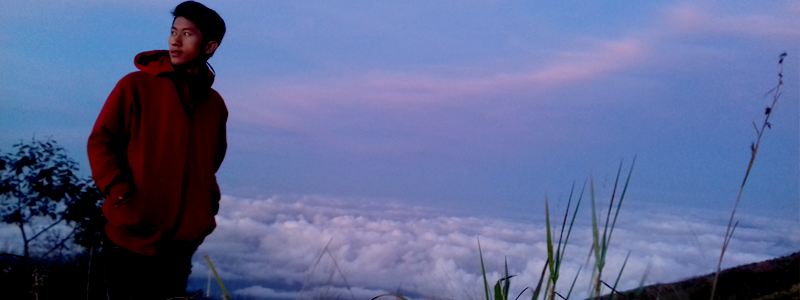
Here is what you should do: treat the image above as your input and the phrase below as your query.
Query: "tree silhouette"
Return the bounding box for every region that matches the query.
[0,138,104,257]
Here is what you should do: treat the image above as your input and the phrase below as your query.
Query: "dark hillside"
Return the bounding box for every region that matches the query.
[597,252,800,300]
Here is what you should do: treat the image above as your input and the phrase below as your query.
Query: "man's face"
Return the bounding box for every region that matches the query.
[169,16,204,66]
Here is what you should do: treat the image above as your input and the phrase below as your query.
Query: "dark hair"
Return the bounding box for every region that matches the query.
[172,1,226,45]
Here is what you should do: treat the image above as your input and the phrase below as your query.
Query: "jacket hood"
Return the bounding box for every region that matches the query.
[134,50,215,85]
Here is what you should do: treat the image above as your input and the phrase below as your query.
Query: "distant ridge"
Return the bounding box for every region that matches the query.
[596,252,799,300]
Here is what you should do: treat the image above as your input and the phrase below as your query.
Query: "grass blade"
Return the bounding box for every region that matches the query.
[495,278,503,300]
[589,159,635,298]
[555,184,575,266]
[298,238,333,299]
[495,276,516,300]
[589,177,602,297]
[565,264,582,300]
[531,260,548,300]
[633,261,652,299]
[205,255,231,300]
[590,178,600,265]
[503,258,511,300]
[608,157,636,250]
[494,257,512,300]
[515,287,530,300]
[560,181,585,264]
[545,197,555,280]
[324,246,357,300]
[610,250,632,300]
[479,238,491,300]
[602,161,624,260]
[544,196,557,300]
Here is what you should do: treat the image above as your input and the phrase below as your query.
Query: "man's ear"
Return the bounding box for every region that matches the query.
[204,40,219,55]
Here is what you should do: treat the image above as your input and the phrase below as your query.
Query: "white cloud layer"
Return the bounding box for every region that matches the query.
[189,195,799,300]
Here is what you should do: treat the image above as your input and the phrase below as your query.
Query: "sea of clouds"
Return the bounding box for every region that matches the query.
[184,194,798,300]
[0,192,795,300]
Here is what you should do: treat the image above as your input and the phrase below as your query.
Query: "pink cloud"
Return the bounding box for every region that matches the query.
[524,39,645,86]
[223,38,647,134]
[217,1,797,155]
[664,3,800,39]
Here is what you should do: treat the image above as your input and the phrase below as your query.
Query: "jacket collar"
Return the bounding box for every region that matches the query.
[134,50,215,86]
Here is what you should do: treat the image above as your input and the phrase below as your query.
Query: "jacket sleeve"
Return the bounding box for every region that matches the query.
[211,105,228,215]
[87,75,136,196]
[214,108,227,172]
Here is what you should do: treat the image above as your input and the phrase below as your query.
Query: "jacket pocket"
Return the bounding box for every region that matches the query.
[114,196,135,207]
[103,186,145,227]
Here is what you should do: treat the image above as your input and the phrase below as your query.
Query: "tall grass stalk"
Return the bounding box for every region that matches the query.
[478,239,517,300]
[609,250,631,300]
[565,264,581,300]
[632,262,652,299]
[544,182,585,300]
[494,259,513,300]
[477,163,630,300]
[479,238,491,300]
[590,158,635,298]
[205,255,231,300]
[298,238,356,300]
[709,52,787,300]
[530,259,548,300]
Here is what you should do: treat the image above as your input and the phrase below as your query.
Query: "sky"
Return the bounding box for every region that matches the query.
[1,1,799,299]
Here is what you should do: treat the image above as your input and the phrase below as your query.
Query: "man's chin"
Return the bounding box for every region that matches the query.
[170,57,204,69]
[170,58,186,66]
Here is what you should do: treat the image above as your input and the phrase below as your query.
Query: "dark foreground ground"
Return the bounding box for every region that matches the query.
[597,252,800,300]
[1,251,798,299]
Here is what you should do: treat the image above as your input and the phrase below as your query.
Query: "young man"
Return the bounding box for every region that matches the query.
[87,2,227,298]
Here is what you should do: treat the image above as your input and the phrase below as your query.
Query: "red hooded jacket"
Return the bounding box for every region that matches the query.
[88,50,227,255]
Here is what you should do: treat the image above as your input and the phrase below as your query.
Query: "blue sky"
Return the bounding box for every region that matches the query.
[1,1,799,298]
